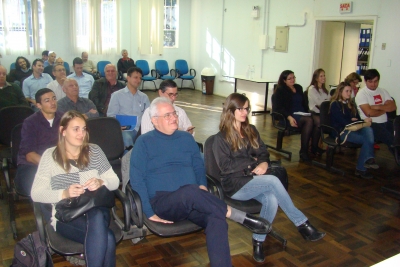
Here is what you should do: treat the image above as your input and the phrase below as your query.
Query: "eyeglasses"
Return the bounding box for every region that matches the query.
[155,111,179,120]
[236,107,250,112]
[167,93,179,98]
[286,76,296,80]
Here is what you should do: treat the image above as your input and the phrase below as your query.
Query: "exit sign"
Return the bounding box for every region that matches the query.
[340,2,352,13]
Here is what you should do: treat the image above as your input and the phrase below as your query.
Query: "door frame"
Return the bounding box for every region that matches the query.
[311,16,378,76]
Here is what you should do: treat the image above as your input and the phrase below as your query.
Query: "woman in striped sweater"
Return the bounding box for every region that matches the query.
[31,110,119,267]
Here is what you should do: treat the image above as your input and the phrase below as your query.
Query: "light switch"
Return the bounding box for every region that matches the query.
[382,43,386,50]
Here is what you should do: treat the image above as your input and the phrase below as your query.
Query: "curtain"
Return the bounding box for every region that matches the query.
[138,0,163,55]
[0,0,45,55]
[70,0,119,55]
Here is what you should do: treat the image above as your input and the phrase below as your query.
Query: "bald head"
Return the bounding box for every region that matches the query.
[82,52,88,62]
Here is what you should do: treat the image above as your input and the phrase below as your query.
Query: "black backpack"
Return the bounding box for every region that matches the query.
[11,231,53,267]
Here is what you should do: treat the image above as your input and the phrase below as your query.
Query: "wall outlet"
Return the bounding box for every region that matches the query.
[382,43,386,50]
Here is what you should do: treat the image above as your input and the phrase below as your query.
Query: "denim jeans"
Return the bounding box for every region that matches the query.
[371,122,394,153]
[340,127,374,171]
[231,175,307,242]
[122,129,137,148]
[56,207,116,267]
[151,184,231,267]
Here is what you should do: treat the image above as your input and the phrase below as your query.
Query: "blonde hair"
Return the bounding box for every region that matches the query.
[52,110,90,172]
[330,82,357,116]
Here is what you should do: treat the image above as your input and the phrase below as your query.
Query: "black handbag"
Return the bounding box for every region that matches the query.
[55,185,115,222]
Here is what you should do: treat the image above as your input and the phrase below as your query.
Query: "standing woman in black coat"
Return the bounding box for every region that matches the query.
[272,70,324,161]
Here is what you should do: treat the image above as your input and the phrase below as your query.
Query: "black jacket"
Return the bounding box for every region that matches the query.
[88,78,125,116]
[272,84,309,118]
[212,125,271,196]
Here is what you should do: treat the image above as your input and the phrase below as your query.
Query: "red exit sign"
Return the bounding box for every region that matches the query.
[340,2,352,13]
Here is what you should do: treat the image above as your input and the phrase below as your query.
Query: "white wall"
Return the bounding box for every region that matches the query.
[190,0,400,104]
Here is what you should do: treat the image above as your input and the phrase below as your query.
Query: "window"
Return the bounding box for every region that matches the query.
[71,0,118,55]
[164,0,178,48]
[0,0,45,55]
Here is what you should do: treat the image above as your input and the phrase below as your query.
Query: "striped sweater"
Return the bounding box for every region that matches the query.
[31,144,119,228]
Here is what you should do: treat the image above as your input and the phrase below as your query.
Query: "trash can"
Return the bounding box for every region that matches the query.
[201,68,215,95]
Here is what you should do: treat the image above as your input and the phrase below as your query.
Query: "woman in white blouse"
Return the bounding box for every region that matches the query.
[307,68,330,113]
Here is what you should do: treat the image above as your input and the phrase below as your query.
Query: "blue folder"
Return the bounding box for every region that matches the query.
[116,115,137,131]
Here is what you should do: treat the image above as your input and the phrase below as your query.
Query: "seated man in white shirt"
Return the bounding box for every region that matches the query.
[67,57,94,98]
[355,69,396,154]
[141,80,195,135]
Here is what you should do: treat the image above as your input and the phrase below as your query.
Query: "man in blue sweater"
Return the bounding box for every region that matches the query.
[130,97,271,267]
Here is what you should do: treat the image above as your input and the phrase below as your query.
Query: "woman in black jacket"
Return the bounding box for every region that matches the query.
[273,70,324,161]
[213,93,325,262]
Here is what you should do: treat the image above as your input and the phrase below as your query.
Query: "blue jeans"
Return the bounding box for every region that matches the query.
[122,129,137,148]
[150,184,231,267]
[56,207,116,267]
[340,127,375,171]
[371,122,394,153]
[231,175,307,242]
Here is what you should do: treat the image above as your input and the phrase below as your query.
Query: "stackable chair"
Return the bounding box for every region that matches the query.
[63,62,71,75]
[204,134,287,247]
[175,59,196,90]
[381,116,400,197]
[312,101,361,175]
[97,60,112,78]
[136,60,157,91]
[155,60,176,81]
[32,189,131,265]
[86,117,125,180]
[10,62,16,70]
[267,93,301,160]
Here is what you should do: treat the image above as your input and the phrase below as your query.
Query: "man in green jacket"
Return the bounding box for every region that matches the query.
[0,65,29,109]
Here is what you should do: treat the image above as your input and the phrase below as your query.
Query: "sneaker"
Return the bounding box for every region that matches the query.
[355,169,373,179]
[373,144,380,149]
[364,158,379,169]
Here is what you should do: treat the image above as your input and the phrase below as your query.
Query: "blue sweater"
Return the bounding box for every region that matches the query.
[330,101,360,132]
[130,129,206,218]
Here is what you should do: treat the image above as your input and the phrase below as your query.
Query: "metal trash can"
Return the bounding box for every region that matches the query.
[201,68,215,95]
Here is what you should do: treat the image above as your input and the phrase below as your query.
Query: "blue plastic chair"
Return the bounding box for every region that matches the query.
[97,60,112,77]
[10,63,16,70]
[155,60,176,81]
[136,60,157,91]
[175,60,196,90]
[63,62,71,75]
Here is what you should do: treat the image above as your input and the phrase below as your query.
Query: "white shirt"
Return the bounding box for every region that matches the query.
[46,80,66,101]
[307,85,329,113]
[355,86,392,123]
[141,104,192,135]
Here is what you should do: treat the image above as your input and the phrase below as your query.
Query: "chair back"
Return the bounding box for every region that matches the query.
[63,62,70,75]
[136,60,150,76]
[387,97,397,121]
[0,106,34,146]
[155,60,170,76]
[11,124,23,166]
[97,61,112,77]
[319,101,333,135]
[175,60,189,76]
[10,62,16,70]
[204,135,222,182]
[87,117,124,161]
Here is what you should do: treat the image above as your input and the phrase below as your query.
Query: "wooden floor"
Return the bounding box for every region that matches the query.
[1,89,400,266]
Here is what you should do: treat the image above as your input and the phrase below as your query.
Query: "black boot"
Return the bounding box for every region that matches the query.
[242,214,272,234]
[252,238,265,262]
[297,220,326,241]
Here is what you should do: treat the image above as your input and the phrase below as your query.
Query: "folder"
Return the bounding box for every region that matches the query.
[116,115,137,131]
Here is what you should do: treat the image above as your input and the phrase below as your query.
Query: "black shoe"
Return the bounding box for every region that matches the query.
[299,152,311,162]
[242,214,272,234]
[297,220,325,241]
[311,147,326,156]
[252,239,265,262]
[355,169,373,179]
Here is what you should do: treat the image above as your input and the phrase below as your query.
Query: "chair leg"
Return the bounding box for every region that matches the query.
[266,130,293,160]
[180,79,184,91]
[269,229,287,247]
[8,189,17,239]
[312,146,345,176]
[141,81,144,90]
[152,81,157,92]
[191,80,195,90]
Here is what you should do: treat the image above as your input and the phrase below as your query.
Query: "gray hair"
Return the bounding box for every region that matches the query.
[121,49,128,55]
[149,97,173,117]
[62,78,78,90]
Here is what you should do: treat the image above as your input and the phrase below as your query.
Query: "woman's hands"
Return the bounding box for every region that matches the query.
[83,178,104,191]
[288,116,298,127]
[62,178,104,199]
[252,162,269,175]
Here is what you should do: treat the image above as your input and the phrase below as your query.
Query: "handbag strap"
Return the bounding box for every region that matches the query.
[336,130,351,145]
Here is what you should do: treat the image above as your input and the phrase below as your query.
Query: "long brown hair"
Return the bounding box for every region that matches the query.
[219,93,259,151]
[330,82,357,116]
[309,68,328,94]
[53,110,90,172]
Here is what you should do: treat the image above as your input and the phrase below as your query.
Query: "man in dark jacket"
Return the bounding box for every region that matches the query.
[89,64,125,116]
